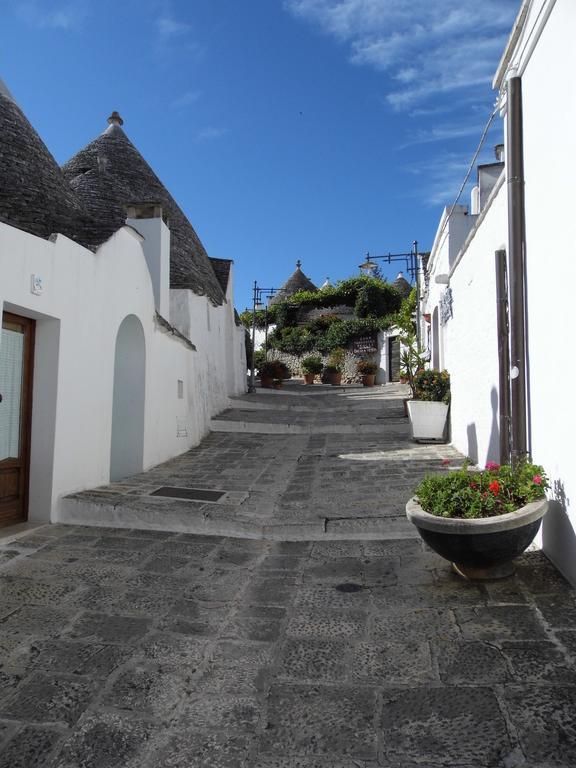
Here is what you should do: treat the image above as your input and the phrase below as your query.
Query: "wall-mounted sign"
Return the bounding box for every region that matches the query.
[30,274,43,295]
[440,287,453,325]
[352,333,379,355]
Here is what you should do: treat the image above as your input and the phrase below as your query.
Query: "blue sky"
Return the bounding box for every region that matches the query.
[1,0,519,310]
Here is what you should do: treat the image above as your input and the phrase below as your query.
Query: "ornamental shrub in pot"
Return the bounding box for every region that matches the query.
[356,359,378,387]
[301,355,323,384]
[323,348,346,386]
[407,369,450,441]
[406,459,549,579]
[258,360,289,388]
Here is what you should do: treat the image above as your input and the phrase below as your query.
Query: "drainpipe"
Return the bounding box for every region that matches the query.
[506,75,528,465]
[495,249,511,464]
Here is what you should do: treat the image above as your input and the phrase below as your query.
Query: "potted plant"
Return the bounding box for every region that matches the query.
[258,360,288,388]
[356,359,378,387]
[322,348,346,386]
[399,332,426,415]
[301,355,323,385]
[406,459,549,579]
[407,369,450,441]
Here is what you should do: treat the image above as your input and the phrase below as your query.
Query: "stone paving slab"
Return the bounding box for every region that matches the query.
[0,527,575,766]
[62,385,462,539]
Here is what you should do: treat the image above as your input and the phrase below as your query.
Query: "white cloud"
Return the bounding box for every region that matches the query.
[284,0,518,110]
[170,90,202,109]
[15,1,88,29]
[157,15,191,42]
[194,126,229,141]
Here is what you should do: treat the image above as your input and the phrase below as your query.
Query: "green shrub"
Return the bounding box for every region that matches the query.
[301,355,323,374]
[413,369,450,404]
[258,360,290,379]
[327,347,346,372]
[355,282,402,319]
[267,326,314,356]
[415,459,548,519]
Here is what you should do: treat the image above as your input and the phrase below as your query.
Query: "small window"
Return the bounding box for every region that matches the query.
[177,379,184,399]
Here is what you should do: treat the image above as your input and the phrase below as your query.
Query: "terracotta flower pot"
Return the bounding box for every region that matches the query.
[329,372,342,386]
[362,374,375,387]
[406,497,548,580]
[260,376,273,389]
[304,373,315,385]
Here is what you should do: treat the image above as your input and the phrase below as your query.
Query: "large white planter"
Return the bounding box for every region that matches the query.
[407,400,449,441]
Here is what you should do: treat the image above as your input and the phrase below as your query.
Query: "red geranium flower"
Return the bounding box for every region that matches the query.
[441,459,451,466]
[489,480,500,495]
[533,475,542,485]
[485,461,500,471]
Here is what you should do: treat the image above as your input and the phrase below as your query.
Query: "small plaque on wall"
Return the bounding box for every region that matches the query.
[440,287,453,325]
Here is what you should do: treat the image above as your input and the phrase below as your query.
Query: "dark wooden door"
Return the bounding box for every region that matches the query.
[0,312,35,526]
[388,336,400,382]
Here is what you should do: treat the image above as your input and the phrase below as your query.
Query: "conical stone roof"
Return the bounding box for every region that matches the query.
[62,114,224,304]
[270,260,318,305]
[392,271,412,298]
[0,88,92,243]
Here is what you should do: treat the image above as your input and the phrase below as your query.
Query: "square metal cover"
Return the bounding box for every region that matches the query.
[149,486,225,502]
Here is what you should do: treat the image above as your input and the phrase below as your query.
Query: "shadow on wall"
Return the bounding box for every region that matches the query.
[543,479,576,586]
[468,387,501,467]
[466,423,478,464]
[487,386,500,464]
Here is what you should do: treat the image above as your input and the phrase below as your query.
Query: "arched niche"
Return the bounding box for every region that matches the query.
[110,315,146,482]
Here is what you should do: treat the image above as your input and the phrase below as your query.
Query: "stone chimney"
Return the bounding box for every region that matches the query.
[126,202,170,318]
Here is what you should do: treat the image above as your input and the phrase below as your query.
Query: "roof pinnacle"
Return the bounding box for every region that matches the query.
[107,111,124,126]
[296,259,302,269]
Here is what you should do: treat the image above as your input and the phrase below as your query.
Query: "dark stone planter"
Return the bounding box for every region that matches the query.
[406,497,548,580]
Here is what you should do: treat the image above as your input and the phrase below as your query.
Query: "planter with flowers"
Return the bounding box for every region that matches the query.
[258,360,290,389]
[356,359,378,387]
[322,348,346,386]
[406,459,549,579]
[301,355,323,385]
[407,369,450,442]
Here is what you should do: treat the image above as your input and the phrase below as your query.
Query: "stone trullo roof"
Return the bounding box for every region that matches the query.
[270,260,318,305]
[209,257,232,294]
[392,271,412,298]
[62,113,225,304]
[0,87,94,244]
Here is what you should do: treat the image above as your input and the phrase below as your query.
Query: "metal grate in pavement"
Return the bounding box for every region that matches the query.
[149,486,225,502]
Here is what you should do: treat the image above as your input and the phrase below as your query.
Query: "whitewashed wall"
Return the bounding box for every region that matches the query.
[422,192,506,466]
[0,221,245,524]
[508,0,576,582]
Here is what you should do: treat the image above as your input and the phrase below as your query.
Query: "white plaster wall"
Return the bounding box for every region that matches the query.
[0,221,244,523]
[514,0,576,582]
[423,187,508,467]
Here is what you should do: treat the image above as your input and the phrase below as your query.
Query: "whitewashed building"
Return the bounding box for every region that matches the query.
[421,0,576,583]
[0,82,246,529]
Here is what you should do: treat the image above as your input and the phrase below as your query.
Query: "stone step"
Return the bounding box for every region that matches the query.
[209,418,408,435]
[59,496,416,541]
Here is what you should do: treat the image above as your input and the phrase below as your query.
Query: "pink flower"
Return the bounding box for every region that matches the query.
[533,475,542,485]
[489,480,500,495]
[485,461,500,471]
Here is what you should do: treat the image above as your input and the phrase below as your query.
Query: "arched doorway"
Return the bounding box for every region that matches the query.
[110,315,145,482]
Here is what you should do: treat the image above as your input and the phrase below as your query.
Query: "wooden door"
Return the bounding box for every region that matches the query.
[0,312,35,526]
[388,336,400,382]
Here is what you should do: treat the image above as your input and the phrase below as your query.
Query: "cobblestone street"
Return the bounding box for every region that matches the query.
[0,384,575,767]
